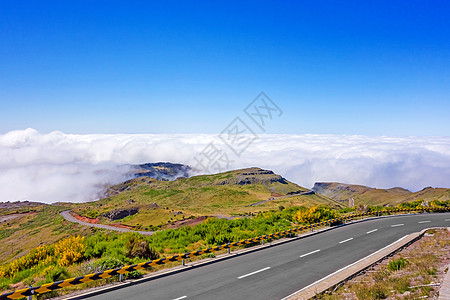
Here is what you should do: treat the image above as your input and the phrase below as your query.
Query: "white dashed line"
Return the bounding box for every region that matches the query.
[445,219,450,221]
[238,267,271,279]
[418,221,431,224]
[339,238,354,244]
[173,296,187,300]
[391,224,404,227]
[280,235,409,300]
[366,229,378,234]
[300,249,321,258]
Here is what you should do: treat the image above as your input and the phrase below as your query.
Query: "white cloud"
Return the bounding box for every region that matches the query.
[1,129,449,203]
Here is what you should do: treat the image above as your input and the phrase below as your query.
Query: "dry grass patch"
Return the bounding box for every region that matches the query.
[317,228,450,300]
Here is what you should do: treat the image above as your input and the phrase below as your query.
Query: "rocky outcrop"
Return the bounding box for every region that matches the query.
[0,200,45,210]
[312,182,369,199]
[146,202,159,210]
[217,168,288,186]
[102,207,139,221]
[132,162,191,181]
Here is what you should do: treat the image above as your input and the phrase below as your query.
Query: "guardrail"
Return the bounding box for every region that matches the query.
[1,207,449,299]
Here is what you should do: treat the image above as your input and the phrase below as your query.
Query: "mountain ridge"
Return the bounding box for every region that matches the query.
[312,182,450,207]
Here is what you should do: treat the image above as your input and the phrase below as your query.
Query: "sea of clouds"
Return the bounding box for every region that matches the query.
[1,128,450,204]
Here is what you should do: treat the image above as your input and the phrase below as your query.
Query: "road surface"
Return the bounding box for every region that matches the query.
[80,212,450,300]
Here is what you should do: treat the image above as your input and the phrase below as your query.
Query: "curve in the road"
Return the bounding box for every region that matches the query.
[60,211,155,236]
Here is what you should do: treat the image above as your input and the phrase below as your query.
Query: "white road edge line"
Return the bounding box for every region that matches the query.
[366,229,378,234]
[418,221,431,224]
[238,267,271,279]
[339,238,353,244]
[280,235,409,300]
[391,224,404,227]
[300,249,321,258]
[173,296,187,300]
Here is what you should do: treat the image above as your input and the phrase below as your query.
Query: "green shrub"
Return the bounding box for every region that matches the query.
[11,268,35,284]
[202,253,216,259]
[84,210,100,219]
[44,266,70,282]
[95,257,124,271]
[124,270,143,279]
[388,257,408,271]
[338,207,355,214]
[125,235,159,260]
[0,279,11,291]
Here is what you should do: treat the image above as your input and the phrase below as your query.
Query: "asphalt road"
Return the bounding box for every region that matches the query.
[60,211,155,235]
[83,213,450,300]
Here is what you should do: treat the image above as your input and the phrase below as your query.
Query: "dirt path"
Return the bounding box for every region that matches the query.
[60,211,155,236]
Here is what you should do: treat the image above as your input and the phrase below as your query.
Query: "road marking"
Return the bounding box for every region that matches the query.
[280,235,409,300]
[445,219,450,221]
[366,229,378,234]
[173,296,187,300]
[418,221,431,224]
[238,267,271,279]
[339,238,353,244]
[391,224,404,227]
[300,249,320,258]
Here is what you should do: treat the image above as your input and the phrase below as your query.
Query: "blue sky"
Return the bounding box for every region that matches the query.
[1,1,449,135]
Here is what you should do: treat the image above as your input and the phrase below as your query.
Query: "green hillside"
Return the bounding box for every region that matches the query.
[0,167,340,267]
[313,182,450,207]
[73,167,343,228]
[0,203,94,265]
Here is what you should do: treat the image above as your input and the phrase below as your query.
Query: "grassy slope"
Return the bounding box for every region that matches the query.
[0,205,96,265]
[3,170,448,266]
[72,168,343,227]
[313,182,450,206]
[0,168,340,265]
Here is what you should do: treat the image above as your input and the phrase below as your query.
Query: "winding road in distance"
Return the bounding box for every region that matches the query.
[60,210,155,235]
[75,212,450,300]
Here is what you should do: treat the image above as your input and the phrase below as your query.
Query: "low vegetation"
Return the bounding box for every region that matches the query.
[0,205,93,265]
[0,205,339,295]
[317,229,450,300]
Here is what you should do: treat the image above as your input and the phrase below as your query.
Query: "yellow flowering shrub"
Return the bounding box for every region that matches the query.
[54,235,86,266]
[0,244,55,277]
[294,206,338,224]
[0,235,86,277]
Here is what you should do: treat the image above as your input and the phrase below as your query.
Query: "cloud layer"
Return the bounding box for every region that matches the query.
[1,128,450,203]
